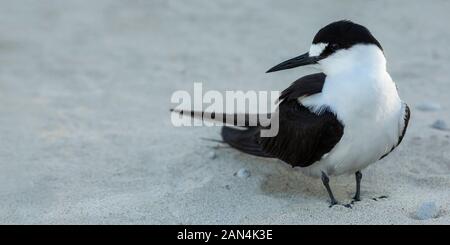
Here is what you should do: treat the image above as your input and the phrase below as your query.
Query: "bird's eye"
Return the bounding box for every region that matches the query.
[330,43,340,50]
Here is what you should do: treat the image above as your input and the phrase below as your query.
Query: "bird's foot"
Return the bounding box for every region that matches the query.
[328,200,352,209]
[343,203,353,209]
[348,195,388,206]
[347,198,360,207]
[371,195,388,201]
[329,203,353,209]
[329,194,387,209]
[328,197,338,208]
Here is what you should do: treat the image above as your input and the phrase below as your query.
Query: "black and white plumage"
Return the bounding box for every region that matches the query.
[172,20,410,206]
[222,73,344,168]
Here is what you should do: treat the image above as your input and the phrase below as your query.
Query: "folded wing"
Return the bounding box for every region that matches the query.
[221,73,344,167]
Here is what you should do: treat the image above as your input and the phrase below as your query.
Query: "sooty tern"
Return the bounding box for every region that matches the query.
[171,20,410,207]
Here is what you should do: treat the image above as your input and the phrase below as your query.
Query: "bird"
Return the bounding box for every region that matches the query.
[171,20,410,207]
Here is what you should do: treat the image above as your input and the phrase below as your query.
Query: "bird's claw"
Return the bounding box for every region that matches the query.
[328,201,352,209]
[328,199,338,208]
[371,195,388,201]
[343,203,353,209]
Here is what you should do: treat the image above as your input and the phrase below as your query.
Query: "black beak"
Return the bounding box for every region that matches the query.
[266,52,320,73]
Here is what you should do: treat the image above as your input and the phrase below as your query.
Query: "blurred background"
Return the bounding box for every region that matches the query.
[0,0,449,224]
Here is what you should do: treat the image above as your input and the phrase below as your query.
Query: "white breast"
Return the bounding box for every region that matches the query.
[297,45,404,177]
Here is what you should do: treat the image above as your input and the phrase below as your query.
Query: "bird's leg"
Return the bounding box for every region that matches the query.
[353,171,362,202]
[321,171,338,207]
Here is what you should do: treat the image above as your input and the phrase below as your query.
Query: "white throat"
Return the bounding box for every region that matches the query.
[319,44,386,76]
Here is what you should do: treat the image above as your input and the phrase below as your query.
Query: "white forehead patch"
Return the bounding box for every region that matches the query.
[309,43,328,57]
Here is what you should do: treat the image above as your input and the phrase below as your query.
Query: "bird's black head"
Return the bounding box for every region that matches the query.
[267,20,383,73]
[312,20,382,59]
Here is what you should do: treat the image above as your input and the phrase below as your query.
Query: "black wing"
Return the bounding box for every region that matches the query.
[221,73,344,167]
[279,73,326,101]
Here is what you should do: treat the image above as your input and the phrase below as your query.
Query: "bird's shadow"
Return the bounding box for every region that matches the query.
[258,163,355,204]
[259,166,326,201]
[220,148,358,204]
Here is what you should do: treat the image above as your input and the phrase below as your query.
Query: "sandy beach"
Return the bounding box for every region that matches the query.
[0,0,449,224]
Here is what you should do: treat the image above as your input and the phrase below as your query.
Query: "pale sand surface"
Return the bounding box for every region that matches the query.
[0,0,449,224]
